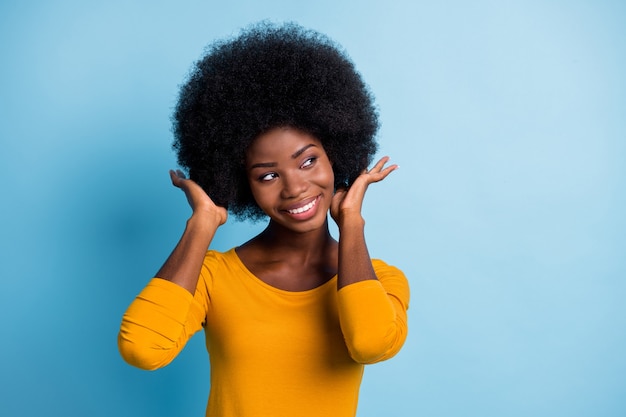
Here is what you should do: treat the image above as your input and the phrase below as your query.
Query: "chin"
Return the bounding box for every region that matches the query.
[274,212,329,234]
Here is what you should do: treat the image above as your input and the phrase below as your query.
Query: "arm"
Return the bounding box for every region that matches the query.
[118,170,227,370]
[336,261,409,364]
[331,157,410,363]
[331,157,397,289]
[156,170,228,294]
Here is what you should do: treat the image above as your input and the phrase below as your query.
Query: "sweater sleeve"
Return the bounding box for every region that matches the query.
[118,261,212,370]
[337,259,410,364]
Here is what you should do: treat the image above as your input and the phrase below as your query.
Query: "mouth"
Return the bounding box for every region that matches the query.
[287,198,318,214]
[282,195,321,219]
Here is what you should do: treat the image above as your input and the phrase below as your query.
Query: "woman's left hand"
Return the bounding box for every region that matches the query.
[330,156,398,226]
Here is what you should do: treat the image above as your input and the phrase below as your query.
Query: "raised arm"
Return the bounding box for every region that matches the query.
[331,156,397,289]
[156,170,227,294]
[331,157,409,364]
[118,170,227,370]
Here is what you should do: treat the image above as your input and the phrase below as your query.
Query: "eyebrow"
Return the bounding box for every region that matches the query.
[291,143,317,158]
[249,144,318,170]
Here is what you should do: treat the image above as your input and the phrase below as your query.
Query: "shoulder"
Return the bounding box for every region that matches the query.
[194,248,247,296]
[199,248,244,281]
[371,259,410,301]
[204,247,234,261]
[371,258,406,279]
[202,248,242,269]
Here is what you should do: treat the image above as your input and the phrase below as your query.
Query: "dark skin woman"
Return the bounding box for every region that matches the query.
[161,127,397,294]
[119,22,409,417]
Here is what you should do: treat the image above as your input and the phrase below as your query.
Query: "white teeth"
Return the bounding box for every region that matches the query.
[288,199,316,214]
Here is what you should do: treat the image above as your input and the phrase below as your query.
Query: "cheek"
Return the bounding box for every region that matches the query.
[320,161,335,186]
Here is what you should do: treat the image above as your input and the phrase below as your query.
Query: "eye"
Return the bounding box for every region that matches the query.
[301,157,317,168]
[258,172,278,182]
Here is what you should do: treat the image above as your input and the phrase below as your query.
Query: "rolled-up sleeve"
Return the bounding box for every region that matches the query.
[337,260,410,364]
[118,277,206,370]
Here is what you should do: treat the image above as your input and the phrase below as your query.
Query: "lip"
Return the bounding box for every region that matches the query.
[280,195,322,221]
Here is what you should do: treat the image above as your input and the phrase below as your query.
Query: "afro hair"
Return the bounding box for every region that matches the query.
[172,21,380,221]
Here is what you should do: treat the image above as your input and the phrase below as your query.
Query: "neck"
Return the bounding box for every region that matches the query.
[260,218,335,254]
[236,217,339,281]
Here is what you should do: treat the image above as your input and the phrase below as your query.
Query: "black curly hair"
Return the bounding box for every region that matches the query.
[172,21,379,221]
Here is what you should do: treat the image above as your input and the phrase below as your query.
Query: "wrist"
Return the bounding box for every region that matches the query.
[337,211,365,231]
[187,210,224,232]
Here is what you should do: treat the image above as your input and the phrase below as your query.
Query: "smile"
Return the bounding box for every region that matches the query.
[287,197,318,214]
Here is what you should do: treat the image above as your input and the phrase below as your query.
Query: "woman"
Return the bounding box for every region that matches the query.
[118,22,410,417]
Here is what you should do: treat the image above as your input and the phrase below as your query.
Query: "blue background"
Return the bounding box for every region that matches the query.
[1,1,625,416]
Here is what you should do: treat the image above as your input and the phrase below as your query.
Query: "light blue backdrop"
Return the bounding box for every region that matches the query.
[1,1,624,416]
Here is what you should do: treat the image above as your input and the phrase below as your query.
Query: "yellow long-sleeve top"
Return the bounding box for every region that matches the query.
[118,248,409,417]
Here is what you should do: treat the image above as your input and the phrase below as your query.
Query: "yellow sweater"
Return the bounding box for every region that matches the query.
[119,248,409,417]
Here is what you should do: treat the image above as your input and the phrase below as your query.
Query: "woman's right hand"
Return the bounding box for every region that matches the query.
[169,169,228,226]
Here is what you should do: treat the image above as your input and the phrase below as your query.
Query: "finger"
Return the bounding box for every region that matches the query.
[331,187,347,205]
[169,169,179,184]
[358,161,398,185]
[332,188,347,202]
[169,169,188,188]
[367,156,391,173]
[371,164,398,182]
[380,163,399,176]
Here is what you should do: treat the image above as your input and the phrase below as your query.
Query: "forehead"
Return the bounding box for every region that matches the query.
[246,127,325,162]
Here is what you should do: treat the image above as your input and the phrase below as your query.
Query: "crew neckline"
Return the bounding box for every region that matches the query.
[227,247,337,295]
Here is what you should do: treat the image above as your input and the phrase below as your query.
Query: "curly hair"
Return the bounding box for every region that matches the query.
[172,21,379,221]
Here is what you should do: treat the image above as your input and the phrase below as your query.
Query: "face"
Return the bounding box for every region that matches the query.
[246,127,334,233]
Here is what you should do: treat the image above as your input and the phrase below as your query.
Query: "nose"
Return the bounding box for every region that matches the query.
[280,171,308,199]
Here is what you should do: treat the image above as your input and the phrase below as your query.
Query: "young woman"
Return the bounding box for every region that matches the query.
[118,22,410,417]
